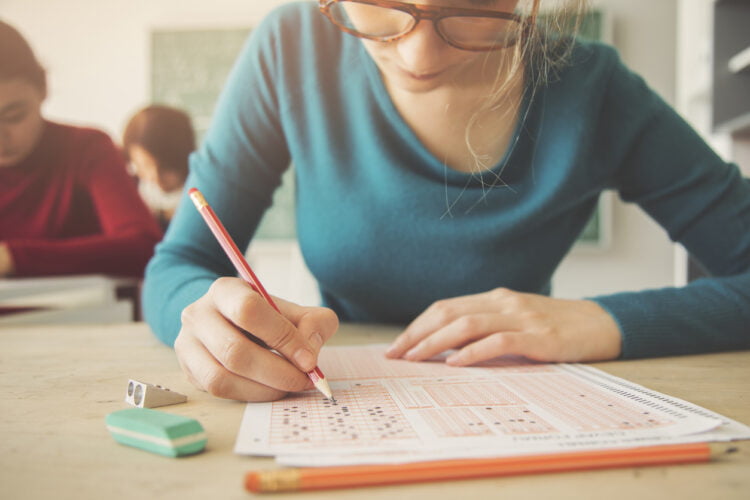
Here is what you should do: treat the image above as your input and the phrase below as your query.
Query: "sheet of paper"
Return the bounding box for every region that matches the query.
[0,275,117,308]
[235,345,750,466]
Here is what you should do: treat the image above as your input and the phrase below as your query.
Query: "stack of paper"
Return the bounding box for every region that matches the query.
[235,345,750,466]
[0,275,136,325]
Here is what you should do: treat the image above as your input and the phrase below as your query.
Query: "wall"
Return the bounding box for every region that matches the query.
[554,0,679,298]
[2,0,686,304]
[1,0,289,136]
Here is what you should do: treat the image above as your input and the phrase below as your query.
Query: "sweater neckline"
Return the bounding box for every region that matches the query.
[361,46,536,187]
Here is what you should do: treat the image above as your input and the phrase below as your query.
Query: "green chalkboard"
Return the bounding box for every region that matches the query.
[540,9,604,42]
[150,10,610,245]
[537,9,609,246]
[579,10,605,41]
[151,27,295,240]
[575,10,609,246]
[152,28,251,140]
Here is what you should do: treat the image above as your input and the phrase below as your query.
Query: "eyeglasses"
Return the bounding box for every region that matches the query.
[318,0,525,52]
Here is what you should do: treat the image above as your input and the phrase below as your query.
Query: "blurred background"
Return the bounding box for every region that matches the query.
[2,0,747,306]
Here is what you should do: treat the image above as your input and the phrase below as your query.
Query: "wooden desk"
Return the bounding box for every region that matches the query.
[1,323,748,500]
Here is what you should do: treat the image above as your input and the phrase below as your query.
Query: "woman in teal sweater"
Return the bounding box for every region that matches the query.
[143,0,750,402]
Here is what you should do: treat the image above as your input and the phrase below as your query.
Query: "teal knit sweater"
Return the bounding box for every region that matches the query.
[143,2,750,358]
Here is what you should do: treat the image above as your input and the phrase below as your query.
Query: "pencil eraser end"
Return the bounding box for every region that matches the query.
[106,408,206,457]
[244,472,261,493]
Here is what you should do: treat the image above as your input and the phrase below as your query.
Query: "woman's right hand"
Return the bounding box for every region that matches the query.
[175,277,339,402]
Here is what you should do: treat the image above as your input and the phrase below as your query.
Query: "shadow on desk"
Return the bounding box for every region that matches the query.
[0,274,141,325]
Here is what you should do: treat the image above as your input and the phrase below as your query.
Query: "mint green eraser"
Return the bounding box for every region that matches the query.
[106,408,207,457]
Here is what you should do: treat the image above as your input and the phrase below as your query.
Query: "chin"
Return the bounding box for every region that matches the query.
[0,152,27,168]
[0,158,18,168]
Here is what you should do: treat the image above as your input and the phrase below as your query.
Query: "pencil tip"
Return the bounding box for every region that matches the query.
[709,443,741,458]
[313,377,334,403]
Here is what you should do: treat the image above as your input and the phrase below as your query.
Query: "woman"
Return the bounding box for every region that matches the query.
[0,20,162,278]
[143,1,750,401]
[123,105,195,230]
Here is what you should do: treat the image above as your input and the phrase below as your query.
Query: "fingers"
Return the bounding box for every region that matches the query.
[175,277,340,402]
[275,296,340,348]
[185,299,311,392]
[387,288,623,367]
[398,313,523,362]
[209,278,324,373]
[175,332,290,401]
[445,331,544,366]
[386,289,513,359]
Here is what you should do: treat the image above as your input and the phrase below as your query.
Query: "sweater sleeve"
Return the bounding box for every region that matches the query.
[590,55,750,358]
[142,6,294,346]
[7,132,163,278]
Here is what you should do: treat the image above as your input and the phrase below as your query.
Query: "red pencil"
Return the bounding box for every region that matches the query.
[188,187,333,402]
[245,442,736,493]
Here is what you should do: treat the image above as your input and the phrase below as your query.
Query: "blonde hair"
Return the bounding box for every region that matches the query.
[466,0,589,175]
[521,0,589,85]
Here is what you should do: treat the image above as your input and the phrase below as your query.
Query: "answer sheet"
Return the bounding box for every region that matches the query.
[235,345,750,465]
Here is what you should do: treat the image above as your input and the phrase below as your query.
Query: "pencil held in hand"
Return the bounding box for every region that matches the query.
[187,187,334,402]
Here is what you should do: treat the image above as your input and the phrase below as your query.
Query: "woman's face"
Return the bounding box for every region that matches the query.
[0,78,45,168]
[358,0,520,93]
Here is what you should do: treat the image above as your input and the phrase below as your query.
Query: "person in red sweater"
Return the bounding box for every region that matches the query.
[0,20,162,278]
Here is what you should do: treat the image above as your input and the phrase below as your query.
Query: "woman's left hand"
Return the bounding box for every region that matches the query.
[386,288,622,365]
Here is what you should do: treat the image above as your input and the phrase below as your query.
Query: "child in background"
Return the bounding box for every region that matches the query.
[0,20,162,278]
[123,105,194,230]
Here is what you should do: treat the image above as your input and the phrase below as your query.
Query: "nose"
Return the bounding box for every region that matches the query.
[396,20,450,74]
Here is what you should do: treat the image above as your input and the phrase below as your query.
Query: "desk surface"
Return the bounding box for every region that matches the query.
[1,323,748,500]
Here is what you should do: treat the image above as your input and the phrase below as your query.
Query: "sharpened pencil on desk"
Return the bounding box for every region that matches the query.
[244,442,737,493]
[188,187,334,402]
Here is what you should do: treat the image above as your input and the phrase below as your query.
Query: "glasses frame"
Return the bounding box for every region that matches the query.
[318,0,526,51]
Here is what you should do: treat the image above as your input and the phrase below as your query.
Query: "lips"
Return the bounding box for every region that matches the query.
[409,71,442,81]
[400,67,446,82]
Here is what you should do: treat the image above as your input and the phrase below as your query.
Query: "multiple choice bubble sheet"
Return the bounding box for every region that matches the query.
[235,345,750,465]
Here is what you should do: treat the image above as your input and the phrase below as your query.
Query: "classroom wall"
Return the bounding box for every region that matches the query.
[675,0,733,161]
[0,0,290,135]
[552,0,679,299]
[2,0,688,302]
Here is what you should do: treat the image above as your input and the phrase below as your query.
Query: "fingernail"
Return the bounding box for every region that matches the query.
[446,353,462,365]
[404,347,420,360]
[294,348,315,371]
[385,344,398,356]
[309,332,323,349]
